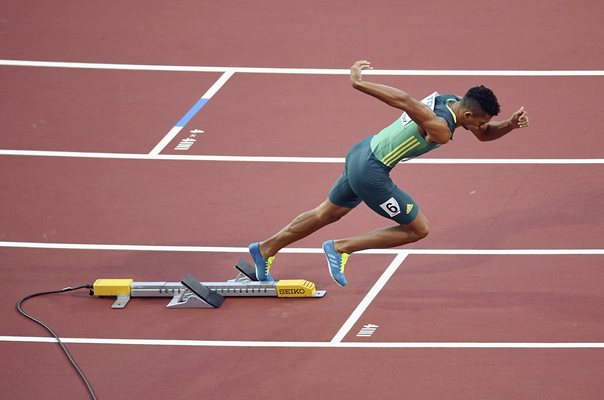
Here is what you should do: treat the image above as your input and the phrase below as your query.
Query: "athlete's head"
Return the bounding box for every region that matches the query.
[459,85,500,130]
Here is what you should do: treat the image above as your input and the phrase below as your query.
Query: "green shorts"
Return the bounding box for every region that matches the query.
[328,136,420,225]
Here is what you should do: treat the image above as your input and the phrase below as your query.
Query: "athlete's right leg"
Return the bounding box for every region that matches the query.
[259,199,353,259]
[250,150,363,281]
[249,199,352,281]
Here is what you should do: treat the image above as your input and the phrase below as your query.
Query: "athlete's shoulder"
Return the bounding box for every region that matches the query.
[435,93,461,103]
[434,94,460,134]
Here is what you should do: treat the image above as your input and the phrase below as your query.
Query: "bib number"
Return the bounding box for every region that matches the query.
[380,197,402,218]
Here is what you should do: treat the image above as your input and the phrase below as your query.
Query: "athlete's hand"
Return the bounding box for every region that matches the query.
[350,60,373,87]
[510,106,529,129]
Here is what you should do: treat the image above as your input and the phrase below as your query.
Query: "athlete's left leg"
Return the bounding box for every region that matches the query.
[322,209,428,287]
[322,163,428,286]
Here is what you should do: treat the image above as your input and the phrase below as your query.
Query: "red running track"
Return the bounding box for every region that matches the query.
[1,1,604,399]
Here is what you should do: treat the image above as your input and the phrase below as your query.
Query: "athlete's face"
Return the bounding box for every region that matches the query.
[461,111,492,131]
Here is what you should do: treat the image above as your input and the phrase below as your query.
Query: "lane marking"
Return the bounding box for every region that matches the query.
[4,60,601,353]
[1,241,603,255]
[331,252,408,343]
[149,70,234,156]
[1,336,603,349]
[149,127,182,156]
[174,98,209,128]
[356,324,379,337]
[2,59,604,76]
[1,150,603,164]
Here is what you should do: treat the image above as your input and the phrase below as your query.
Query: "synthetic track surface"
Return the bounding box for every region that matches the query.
[1,1,603,399]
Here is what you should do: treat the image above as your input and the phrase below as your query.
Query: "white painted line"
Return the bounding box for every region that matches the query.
[0,149,150,160]
[407,158,604,164]
[149,70,235,155]
[149,126,182,156]
[1,149,603,164]
[2,59,604,76]
[331,253,408,343]
[0,149,346,163]
[391,249,604,255]
[0,241,250,253]
[1,336,602,349]
[203,70,235,98]
[1,241,603,255]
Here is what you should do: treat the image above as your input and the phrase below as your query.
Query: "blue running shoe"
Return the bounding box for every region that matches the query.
[248,242,276,281]
[322,240,349,286]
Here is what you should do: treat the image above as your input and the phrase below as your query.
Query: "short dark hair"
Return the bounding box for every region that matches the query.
[461,85,500,116]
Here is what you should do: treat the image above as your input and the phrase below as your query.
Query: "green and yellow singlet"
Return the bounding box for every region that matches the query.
[370,92,460,168]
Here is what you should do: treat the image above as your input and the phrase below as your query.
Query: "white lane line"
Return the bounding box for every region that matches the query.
[149,70,235,155]
[149,127,182,156]
[2,59,604,76]
[1,150,603,164]
[331,253,408,343]
[1,241,604,255]
[1,336,602,349]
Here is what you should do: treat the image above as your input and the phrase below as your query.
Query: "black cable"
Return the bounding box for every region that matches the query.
[16,284,98,400]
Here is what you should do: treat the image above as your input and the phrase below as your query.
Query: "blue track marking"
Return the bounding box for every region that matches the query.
[175,98,209,128]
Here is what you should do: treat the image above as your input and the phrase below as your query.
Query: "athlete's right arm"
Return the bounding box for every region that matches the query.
[350,60,451,144]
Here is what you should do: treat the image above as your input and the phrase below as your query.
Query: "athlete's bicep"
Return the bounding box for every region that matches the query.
[401,96,438,126]
[402,99,451,144]
[423,118,452,144]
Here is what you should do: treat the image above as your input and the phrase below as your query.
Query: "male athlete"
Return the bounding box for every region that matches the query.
[249,60,529,286]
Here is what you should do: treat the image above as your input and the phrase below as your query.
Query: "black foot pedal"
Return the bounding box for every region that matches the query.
[181,274,225,308]
[235,258,259,281]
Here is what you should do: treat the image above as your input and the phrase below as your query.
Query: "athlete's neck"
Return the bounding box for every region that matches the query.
[449,100,463,127]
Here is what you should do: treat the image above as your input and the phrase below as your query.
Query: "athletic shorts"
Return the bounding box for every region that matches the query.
[328,136,420,225]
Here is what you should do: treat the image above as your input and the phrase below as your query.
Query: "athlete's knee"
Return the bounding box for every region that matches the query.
[407,214,429,241]
[413,224,429,240]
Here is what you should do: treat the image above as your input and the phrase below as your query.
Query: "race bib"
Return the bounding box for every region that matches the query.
[399,91,439,125]
[379,197,402,218]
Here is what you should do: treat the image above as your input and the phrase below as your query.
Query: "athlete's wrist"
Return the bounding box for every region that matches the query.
[505,118,515,129]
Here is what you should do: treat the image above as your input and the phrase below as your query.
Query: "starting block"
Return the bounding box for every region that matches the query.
[91,259,326,309]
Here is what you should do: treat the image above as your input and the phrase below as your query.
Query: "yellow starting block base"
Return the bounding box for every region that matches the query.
[92,279,133,297]
[276,280,317,297]
[91,259,326,309]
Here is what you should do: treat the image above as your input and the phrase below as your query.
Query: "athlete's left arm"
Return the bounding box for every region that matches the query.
[471,107,529,142]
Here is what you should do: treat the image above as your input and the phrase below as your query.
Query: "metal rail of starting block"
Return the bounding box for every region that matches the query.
[91,259,326,309]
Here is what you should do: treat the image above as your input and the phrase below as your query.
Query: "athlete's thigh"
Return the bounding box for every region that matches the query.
[327,170,362,209]
[346,153,419,224]
[360,181,420,225]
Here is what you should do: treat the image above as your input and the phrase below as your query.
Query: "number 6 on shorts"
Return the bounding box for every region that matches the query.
[380,197,401,218]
